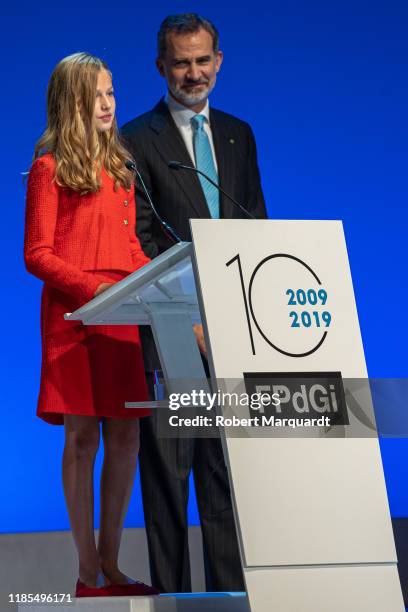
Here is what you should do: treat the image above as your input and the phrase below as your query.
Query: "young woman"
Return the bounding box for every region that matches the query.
[24,52,158,598]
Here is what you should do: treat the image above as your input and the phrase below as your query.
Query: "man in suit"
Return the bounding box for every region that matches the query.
[122,13,267,594]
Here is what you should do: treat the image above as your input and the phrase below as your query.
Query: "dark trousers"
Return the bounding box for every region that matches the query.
[139,381,245,593]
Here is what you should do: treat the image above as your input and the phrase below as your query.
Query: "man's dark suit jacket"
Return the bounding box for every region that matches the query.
[122,98,266,259]
[121,98,266,592]
[122,98,266,370]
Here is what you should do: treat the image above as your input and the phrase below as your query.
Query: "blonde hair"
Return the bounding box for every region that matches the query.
[34,52,133,193]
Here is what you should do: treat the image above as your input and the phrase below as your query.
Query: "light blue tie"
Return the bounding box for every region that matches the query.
[191,114,220,219]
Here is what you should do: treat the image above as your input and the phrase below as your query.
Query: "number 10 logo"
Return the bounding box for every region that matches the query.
[226,253,332,358]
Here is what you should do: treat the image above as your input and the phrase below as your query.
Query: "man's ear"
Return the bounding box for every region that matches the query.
[215,50,223,73]
[156,58,165,77]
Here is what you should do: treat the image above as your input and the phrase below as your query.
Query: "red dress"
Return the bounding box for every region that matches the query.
[24,154,151,425]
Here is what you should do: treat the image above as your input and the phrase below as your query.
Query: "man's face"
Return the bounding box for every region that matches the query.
[157,28,223,110]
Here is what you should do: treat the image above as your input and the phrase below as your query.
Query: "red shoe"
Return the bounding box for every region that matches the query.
[106,580,160,597]
[75,579,112,598]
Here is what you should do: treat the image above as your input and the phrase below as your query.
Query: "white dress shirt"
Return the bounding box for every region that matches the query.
[165,93,219,172]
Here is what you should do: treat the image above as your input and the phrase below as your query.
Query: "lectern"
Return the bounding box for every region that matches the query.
[62,219,404,612]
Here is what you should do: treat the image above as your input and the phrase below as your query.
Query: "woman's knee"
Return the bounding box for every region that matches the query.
[64,417,100,459]
[103,419,140,455]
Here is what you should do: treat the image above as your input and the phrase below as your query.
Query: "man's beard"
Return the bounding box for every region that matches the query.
[170,78,216,107]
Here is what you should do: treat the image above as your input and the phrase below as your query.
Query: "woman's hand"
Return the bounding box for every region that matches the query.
[193,324,207,356]
[94,282,114,297]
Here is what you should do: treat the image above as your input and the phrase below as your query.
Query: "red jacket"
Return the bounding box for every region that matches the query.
[24,153,150,303]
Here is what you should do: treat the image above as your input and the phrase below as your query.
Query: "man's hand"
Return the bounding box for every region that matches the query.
[94,282,114,297]
[193,324,207,356]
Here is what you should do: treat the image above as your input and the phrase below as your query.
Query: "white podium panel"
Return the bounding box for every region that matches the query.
[65,220,403,611]
[229,438,394,568]
[245,565,403,612]
[190,219,403,612]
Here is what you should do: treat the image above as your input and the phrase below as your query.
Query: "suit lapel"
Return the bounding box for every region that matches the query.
[210,109,237,218]
[149,100,211,218]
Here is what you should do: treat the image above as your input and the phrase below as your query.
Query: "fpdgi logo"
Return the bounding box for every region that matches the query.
[243,372,349,425]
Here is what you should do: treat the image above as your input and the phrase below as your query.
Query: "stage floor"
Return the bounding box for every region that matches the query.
[16,594,408,611]
[18,592,249,611]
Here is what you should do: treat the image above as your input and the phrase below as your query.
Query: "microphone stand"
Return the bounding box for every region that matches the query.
[168,161,255,220]
[125,160,181,243]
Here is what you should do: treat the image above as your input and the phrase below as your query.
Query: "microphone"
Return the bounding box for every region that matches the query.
[168,161,255,220]
[125,161,181,243]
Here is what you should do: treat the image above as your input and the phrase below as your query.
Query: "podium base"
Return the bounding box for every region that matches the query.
[18,592,249,612]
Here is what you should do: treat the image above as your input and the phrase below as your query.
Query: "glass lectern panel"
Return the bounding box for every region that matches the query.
[65,242,198,325]
[123,257,197,305]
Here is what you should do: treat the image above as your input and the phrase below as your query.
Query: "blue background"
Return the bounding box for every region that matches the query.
[1,0,407,532]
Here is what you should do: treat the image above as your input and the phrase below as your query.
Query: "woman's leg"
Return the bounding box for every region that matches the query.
[98,417,140,584]
[63,415,101,586]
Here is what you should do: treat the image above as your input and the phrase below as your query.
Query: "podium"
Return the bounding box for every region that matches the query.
[61,220,404,612]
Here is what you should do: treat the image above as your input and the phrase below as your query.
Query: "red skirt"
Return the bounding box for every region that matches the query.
[37,271,150,425]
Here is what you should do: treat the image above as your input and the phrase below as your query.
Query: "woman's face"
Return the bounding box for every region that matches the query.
[93,69,115,132]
